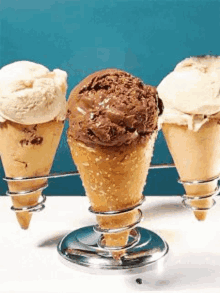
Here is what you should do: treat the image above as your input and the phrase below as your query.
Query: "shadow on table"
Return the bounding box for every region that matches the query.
[37,231,70,248]
[125,252,220,291]
[142,198,187,221]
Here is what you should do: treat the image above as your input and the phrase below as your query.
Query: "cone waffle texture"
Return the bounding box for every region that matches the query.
[162,120,220,221]
[68,131,157,259]
[0,120,64,229]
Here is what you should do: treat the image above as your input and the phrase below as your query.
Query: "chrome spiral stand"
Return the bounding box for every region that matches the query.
[5,163,219,271]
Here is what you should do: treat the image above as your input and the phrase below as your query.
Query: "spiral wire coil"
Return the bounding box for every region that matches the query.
[3,171,79,213]
[178,176,220,211]
[89,196,145,251]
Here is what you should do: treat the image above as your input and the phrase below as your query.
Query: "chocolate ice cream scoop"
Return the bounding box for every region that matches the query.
[68,68,162,147]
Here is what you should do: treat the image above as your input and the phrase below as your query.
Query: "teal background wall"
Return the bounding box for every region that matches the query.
[0,0,219,196]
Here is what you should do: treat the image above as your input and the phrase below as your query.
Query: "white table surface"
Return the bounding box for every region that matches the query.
[0,195,220,293]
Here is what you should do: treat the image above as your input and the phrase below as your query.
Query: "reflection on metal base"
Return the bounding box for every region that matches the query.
[58,225,169,271]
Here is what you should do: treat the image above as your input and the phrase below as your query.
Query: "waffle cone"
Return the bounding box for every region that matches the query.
[67,132,157,259]
[162,120,220,221]
[0,120,64,229]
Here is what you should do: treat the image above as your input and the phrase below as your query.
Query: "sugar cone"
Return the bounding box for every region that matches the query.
[67,131,157,259]
[162,120,220,221]
[0,120,64,229]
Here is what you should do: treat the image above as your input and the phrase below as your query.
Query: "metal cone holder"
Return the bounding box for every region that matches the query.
[57,191,169,270]
[4,163,219,271]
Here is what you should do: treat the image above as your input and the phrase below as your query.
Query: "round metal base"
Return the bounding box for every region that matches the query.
[58,226,169,271]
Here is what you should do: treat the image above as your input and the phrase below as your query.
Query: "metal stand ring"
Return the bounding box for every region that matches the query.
[6,183,48,196]
[178,174,220,185]
[182,186,220,201]
[93,209,143,234]
[88,196,145,215]
[11,194,46,213]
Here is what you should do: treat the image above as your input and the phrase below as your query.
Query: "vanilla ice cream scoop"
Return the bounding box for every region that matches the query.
[157,55,220,131]
[0,61,67,124]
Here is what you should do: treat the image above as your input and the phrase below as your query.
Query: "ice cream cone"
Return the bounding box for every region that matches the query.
[67,68,161,259]
[162,120,220,221]
[0,119,64,229]
[67,131,157,259]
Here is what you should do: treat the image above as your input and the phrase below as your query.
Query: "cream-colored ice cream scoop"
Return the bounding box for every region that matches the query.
[158,55,220,131]
[0,61,67,124]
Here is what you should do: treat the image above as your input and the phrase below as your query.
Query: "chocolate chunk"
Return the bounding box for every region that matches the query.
[31,137,43,145]
[20,139,29,146]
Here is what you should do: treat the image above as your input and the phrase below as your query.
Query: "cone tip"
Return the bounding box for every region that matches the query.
[15,212,32,230]
[193,211,208,222]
